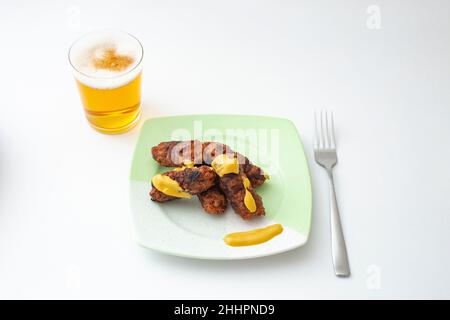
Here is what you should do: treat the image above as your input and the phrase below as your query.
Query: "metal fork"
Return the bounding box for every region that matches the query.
[314,111,350,277]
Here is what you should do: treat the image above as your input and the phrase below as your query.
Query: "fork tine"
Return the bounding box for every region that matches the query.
[329,111,336,149]
[324,110,330,149]
[320,110,327,149]
[318,111,324,149]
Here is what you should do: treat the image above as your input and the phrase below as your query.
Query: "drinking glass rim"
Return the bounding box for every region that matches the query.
[68,29,144,80]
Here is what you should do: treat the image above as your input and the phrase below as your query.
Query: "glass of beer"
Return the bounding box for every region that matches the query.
[69,30,143,134]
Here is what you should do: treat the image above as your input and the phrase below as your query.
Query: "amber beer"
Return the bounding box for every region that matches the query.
[69,31,143,134]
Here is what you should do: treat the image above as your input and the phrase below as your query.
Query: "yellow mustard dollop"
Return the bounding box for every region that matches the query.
[243,176,251,189]
[173,160,195,171]
[224,224,283,247]
[243,177,256,213]
[151,174,192,198]
[211,154,239,177]
[182,160,195,168]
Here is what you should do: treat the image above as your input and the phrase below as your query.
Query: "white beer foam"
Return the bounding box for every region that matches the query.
[69,31,143,89]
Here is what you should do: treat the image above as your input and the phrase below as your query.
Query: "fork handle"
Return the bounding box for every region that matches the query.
[327,170,351,277]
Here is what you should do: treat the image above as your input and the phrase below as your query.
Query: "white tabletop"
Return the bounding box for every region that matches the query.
[1,0,449,299]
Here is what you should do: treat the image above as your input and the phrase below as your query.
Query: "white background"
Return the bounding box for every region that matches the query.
[0,0,449,299]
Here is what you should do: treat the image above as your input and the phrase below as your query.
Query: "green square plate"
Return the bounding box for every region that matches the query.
[130,115,312,259]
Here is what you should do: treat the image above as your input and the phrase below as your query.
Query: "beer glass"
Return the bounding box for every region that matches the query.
[69,31,143,134]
